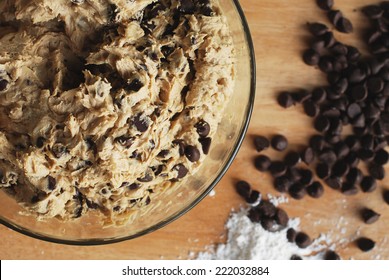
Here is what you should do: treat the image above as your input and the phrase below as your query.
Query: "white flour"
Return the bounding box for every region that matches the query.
[195,207,334,260]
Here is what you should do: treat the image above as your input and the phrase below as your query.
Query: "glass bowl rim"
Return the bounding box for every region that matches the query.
[0,0,256,246]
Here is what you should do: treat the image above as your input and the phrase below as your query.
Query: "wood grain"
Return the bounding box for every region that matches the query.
[1,0,388,260]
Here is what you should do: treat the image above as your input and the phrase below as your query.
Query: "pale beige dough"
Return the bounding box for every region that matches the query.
[0,0,234,225]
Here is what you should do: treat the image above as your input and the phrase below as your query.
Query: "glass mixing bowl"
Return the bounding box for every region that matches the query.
[0,0,255,245]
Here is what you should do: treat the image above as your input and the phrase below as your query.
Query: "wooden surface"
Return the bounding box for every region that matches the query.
[1,0,389,260]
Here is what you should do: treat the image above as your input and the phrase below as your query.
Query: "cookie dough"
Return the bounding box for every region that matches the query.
[0,0,235,225]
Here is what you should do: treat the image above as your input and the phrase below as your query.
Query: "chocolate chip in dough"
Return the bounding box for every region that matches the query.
[173,164,188,179]
[199,137,211,155]
[0,79,8,91]
[47,176,57,191]
[195,120,210,137]
[184,145,201,162]
[133,114,149,132]
[324,250,341,260]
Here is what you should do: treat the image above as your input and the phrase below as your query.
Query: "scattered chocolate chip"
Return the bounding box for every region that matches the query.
[235,180,251,199]
[261,218,278,232]
[289,182,307,200]
[383,189,389,205]
[362,5,384,19]
[271,135,288,151]
[301,147,315,164]
[341,182,359,195]
[336,17,354,33]
[325,176,342,190]
[184,145,200,162]
[304,100,320,117]
[300,168,314,186]
[368,163,385,180]
[303,49,320,66]
[316,0,334,11]
[356,237,375,252]
[290,255,303,260]
[246,190,262,205]
[254,155,272,172]
[287,228,297,243]
[324,250,341,260]
[137,172,153,183]
[308,22,329,36]
[277,92,295,108]
[269,161,287,177]
[360,176,377,193]
[284,151,301,167]
[307,181,324,198]
[374,149,389,165]
[157,149,170,158]
[274,176,292,193]
[314,115,330,132]
[316,162,331,179]
[257,200,277,218]
[126,78,143,92]
[253,135,270,152]
[275,208,289,227]
[295,231,312,248]
[346,167,363,185]
[328,10,343,26]
[361,208,381,224]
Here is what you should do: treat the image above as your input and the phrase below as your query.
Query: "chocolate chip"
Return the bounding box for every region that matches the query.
[295,231,312,248]
[126,78,143,92]
[310,135,326,151]
[362,5,384,19]
[383,189,389,205]
[290,255,303,260]
[179,0,195,14]
[274,176,291,193]
[122,182,140,190]
[235,180,251,199]
[367,76,384,93]
[346,167,363,185]
[157,149,170,158]
[36,137,45,148]
[253,136,270,152]
[301,147,315,164]
[257,200,277,218]
[361,208,381,224]
[300,168,314,186]
[374,149,388,165]
[137,173,153,182]
[254,155,272,172]
[275,208,289,227]
[261,218,278,232]
[332,160,349,177]
[328,10,343,25]
[324,250,341,260]
[347,103,362,119]
[269,161,287,177]
[133,114,149,132]
[325,176,342,190]
[0,79,8,91]
[316,0,334,11]
[360,176,377,192]
[308,22,329,36]
[289,182,307,200]
[356,237,375,252]
[341,182,359,195]
[47,176,57,191]
[173,164,188,179]
[303,100,320,117]
[199,137,211,155]
[291,91,311,103]
[271,135,288,151]
[195,120,210,137]
[312,87,327,103]
[318,148,337,165]
[307,181,324,198]
[115,136,135,148]
[368,163,385,180]
[336,17,353,33]
[314,115,330,132]
[287,228,297,243]
[246,190,262,205]
[248,208,261,223]
[284,151,301,167]
[303,49,320,66]
[277,92,295,108]
[319,56,334,72]
[316,162,331,179]
[184,145,200,162]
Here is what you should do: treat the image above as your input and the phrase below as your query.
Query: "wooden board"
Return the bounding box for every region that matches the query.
[1,0,389,260]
